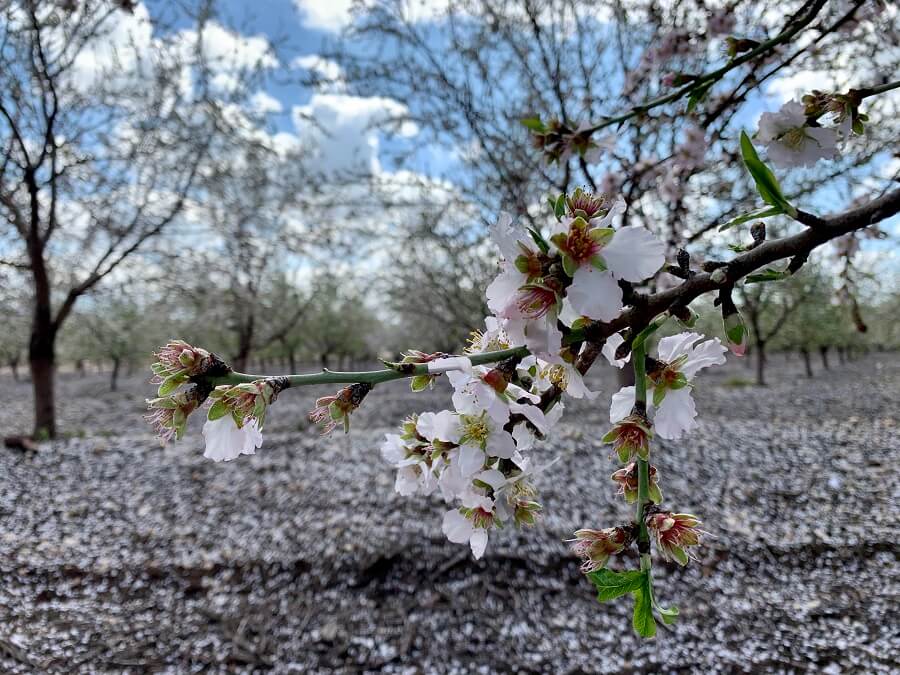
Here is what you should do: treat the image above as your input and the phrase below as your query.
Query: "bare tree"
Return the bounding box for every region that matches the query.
[0,1,272,435]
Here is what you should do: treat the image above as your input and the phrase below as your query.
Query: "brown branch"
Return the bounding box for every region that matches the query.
[572,188,900,347]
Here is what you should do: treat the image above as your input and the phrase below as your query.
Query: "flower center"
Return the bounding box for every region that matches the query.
[516,283,558,318]
[565,221,599,263]
[546,364,568,390]
[780,126,808,150]
[460,413,490,445]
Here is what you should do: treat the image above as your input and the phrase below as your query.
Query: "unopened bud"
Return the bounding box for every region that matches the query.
[710,268,727,284]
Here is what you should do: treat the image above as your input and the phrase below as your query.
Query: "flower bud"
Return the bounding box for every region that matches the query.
[710,267,727,284]
[569,526,632,573]
[309,382,373,434]
[719,290,748,356]
[645,511,704,566]
[602,413,653,462]
[611,462,662,504]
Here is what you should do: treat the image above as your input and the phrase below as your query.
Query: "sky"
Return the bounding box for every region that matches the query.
[3,0,897,289]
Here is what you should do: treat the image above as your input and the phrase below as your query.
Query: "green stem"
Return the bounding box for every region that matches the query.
[206,346,529,389]
[631,340,652,569]
[629,315,668,569]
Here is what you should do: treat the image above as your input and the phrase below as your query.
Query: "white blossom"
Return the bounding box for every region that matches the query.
[609,332,727,439]
[202,416,263,462]
[757,100,839,168]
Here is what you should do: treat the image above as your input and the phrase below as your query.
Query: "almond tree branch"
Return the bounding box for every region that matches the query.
[199,188,899,394]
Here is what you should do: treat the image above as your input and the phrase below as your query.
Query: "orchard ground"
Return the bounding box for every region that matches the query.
[0,352,897,673]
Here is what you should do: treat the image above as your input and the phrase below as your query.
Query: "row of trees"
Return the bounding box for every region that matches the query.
[2,1,897,436]
[3,252,897,392]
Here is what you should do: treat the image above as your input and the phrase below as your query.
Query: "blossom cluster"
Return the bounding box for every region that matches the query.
[377,191,727,562]
[756,91,868,169]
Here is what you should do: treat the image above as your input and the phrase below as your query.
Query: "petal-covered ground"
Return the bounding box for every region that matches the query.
[0,353,897,673]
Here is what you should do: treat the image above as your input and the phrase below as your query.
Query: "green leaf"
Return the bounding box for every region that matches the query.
[745,267,790,284]
[740,131,793,214]
[207,400,229,421]
[717,205,783,232]
[686,81,713,113]
[656,603,680,625]
[587,569,647,602]
[632,576,657,638]
[528,227,550,254]
[521,116,546,132]
[554,193,567,219]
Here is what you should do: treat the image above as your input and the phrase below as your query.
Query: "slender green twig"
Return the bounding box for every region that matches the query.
[630,316,667,570]
[205,346,530,389]
[582,0,828,135]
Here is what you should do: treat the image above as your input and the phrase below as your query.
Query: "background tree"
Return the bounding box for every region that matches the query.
[0,1,276,436]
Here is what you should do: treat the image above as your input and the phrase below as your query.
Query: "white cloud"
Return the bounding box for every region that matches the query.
[291,55,344,81]
[292,93,416,174]
[293,0,356,33]
[293,0,453,33]
[249,91,284,115]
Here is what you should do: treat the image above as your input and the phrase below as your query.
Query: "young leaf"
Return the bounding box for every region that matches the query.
[632,577,657,638]
[686,81,713,113]
[521,117,546,132]
[528,227,550,254]
[587,569,647,602]
[656,603,680,626]
[739,131,794,215]
[554,193,567,219]
[745,267,790,284]
[717,205,783,232]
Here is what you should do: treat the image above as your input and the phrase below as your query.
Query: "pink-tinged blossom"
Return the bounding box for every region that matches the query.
[549,194,664,322]
[202,416,263,462]
[308,383,372,434]
[150,340,214,396]
[610,332,727,439]
[442,493,497,559]
[145,390,201,445]
[569,526,631,573]
[757,101,839,168]
[447,364,539,425]
[646,512,704,565]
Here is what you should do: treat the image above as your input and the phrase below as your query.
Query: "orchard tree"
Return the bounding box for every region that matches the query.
[0,0,277,437]
[141,0,899,640]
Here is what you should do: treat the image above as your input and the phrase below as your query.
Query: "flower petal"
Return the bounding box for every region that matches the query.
[442,509,474,544]
[566,267,623,322]
[653,387,697,439]
[601,226,665,282]
[601,332,630,368]
[609,386,636,423]
[470,529,489,559]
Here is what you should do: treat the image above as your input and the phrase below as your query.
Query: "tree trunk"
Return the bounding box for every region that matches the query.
[799,347,813,377]
[819,346,830,370]
[75,359,85,377]
[837,346,846,364]
[110,356,121,392]
[9,357,19,382]
[755,340,767,386]
[29,244,57,438]
[232,327,253,373]
[288,349,296,373]
[29,321,56,439]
